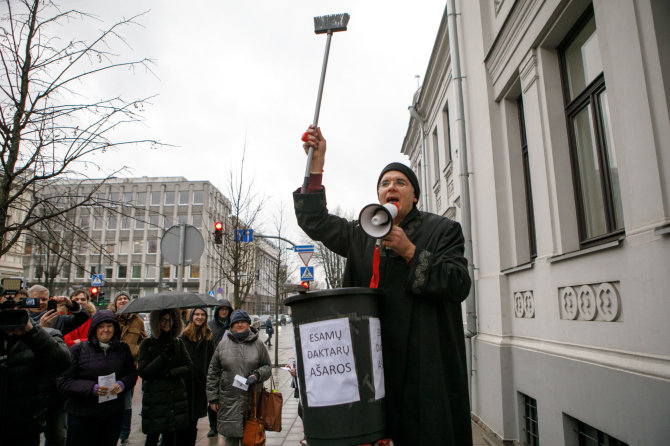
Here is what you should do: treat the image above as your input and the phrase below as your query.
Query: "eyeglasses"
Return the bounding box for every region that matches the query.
[378,178,409,190]
[160,317,172,324]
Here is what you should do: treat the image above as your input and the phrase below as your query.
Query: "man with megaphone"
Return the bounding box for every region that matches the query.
[294,126,473,446]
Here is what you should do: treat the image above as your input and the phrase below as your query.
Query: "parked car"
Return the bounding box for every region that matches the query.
[144,320,151,337]
[250,315,262,330]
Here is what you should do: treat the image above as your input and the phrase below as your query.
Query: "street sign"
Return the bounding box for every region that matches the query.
[298,251,313,266]
[208,291,215,297]
[161,224,205,265]
[300,266,314,281]
[235,229,254,242]
[91,274,104,286]
[294,245,314,253]
[216,287,224,294]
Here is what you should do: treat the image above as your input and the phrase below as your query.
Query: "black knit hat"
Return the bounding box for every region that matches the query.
[377,162,420,200]
[230,310,251,325]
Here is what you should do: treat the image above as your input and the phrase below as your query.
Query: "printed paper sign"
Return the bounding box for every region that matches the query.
[369,317,385,400]
[233,374,249,391]
[98,372,117,403]
[299,317,359,407]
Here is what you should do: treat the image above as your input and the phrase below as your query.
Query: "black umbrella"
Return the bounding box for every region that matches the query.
[117,291,219,314]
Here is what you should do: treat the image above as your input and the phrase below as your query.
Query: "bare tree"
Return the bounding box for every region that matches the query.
[215,149,265,309]
[313,206,349,289]
[0,0,160,257]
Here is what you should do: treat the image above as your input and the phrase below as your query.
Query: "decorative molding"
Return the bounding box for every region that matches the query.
[559,282,622,322]
[494,0,506,16]
[475,332,670,381]
[514,290,535,318]
[485,0,546,87]
[520,49,538,93]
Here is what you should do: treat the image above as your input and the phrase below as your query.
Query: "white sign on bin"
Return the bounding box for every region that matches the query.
[369,317,385,400]
[299,317,359,407]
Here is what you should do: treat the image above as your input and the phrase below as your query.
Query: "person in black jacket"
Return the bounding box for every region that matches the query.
[138,308,192,446]
[56,310,138,446]
[177,307,215,446]
[206,300,232,437]
[0,293,72,446]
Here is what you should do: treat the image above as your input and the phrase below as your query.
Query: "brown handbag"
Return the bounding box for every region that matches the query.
[242,387,266,446]
[259,376,283,432]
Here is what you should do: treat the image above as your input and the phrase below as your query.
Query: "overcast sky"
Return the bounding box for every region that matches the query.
[58,0,445,280]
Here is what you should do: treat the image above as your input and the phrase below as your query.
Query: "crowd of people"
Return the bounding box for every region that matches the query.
[0,285,276,446]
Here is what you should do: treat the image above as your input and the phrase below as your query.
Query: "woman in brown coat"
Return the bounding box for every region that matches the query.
[109,292,147,446]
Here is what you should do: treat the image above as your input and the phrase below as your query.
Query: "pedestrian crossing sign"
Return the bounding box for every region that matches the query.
[300,266,314,281]
[91,274,104,286]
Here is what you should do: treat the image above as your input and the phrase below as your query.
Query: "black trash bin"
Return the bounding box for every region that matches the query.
[285,287,386,446]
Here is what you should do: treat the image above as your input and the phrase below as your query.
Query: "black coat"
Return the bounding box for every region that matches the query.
[138,309,192,435]
[294,188,472,446]
[56,310,138,419]
[180,333,215,420]
[0,326,71,441]
[31,301,89,336]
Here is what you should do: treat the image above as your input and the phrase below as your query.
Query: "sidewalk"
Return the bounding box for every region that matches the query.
[128,323,489,446]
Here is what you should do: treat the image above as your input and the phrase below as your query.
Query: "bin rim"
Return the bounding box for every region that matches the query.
[285,287,383,306]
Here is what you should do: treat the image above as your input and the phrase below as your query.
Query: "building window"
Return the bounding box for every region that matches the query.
[75,265,85,279]
[179,190,190,205]
[164,191,175,206]
[191,214,202,228]
[432,127,440,182]
[521,393,539,446]
[193,190,204,205]
[190,265,200,279]
[131,265,141,279]
[107,216,117,230]
[135,216,145,229]
[164,216,173,228]
[443,104,452,163]
[577,420,627,446]
[118,240,129,254]
[136,192,146,206]
[79,216,89,229]
[518,97,537,259]
[104,266,113,279]
[145,265,156,279]
[117,265,127,279]
[149,214,160,229]
[162,266,171,279]
[120,216,131,230]
[561,11,624,244]
[147,239,157,254]
[123,192,133,205]
[150,191,161,206]
[133,240,144,254]
[178,214,188,225]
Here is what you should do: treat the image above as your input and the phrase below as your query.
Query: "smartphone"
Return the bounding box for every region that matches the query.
[47,299,58,312]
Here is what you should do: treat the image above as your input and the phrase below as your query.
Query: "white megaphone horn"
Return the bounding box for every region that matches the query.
[359,202,399,238]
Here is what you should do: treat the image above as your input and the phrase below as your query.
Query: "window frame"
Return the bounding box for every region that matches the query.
[559,8,624,246]
[517,96,537,259]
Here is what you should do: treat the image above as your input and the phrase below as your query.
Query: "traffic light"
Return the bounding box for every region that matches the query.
[90,287,102,306]
[300,281,310,293]
[214,221,223,244]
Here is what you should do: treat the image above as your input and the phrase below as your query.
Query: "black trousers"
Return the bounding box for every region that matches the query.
[65,412,122,446]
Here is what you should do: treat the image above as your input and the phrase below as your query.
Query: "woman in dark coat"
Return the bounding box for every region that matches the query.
[293,152,472,445]
[176,307,215,446]
[205,300,233,436]
[206,310,271,446]
[137,308,192,446]
[56,310,138,446]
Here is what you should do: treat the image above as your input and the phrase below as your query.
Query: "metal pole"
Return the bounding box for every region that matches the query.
[302,31,333,193]
[176,224,186,292]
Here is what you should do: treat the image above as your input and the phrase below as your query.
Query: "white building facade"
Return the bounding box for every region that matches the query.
[402,0,669,444]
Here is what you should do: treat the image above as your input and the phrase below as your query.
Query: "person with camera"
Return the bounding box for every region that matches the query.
[56,309,137,446]
[138,308,192,446]
[28,284,88,336]
[0,290,72,446]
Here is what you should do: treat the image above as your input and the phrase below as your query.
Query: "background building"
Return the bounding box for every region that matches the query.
[22,177,235,298]
[402,0,669,444]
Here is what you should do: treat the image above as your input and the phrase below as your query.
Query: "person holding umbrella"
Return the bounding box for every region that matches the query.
[206,310,271,446]
[137,308,192,446]
[176,307,215,445]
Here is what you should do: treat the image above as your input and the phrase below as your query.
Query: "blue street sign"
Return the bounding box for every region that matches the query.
[91,274,104,286]
[208,291,215,297]
[216,287,224,294]
[294,245,315,253]
[300,266,314,281]
[235,229,254,242]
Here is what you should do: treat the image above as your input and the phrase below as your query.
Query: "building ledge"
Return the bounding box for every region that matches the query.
[501,261,534,275]
[654,222,670,236]
[547,236,624,264]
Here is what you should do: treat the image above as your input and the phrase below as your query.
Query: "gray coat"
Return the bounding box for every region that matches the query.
[205,328,271,438]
